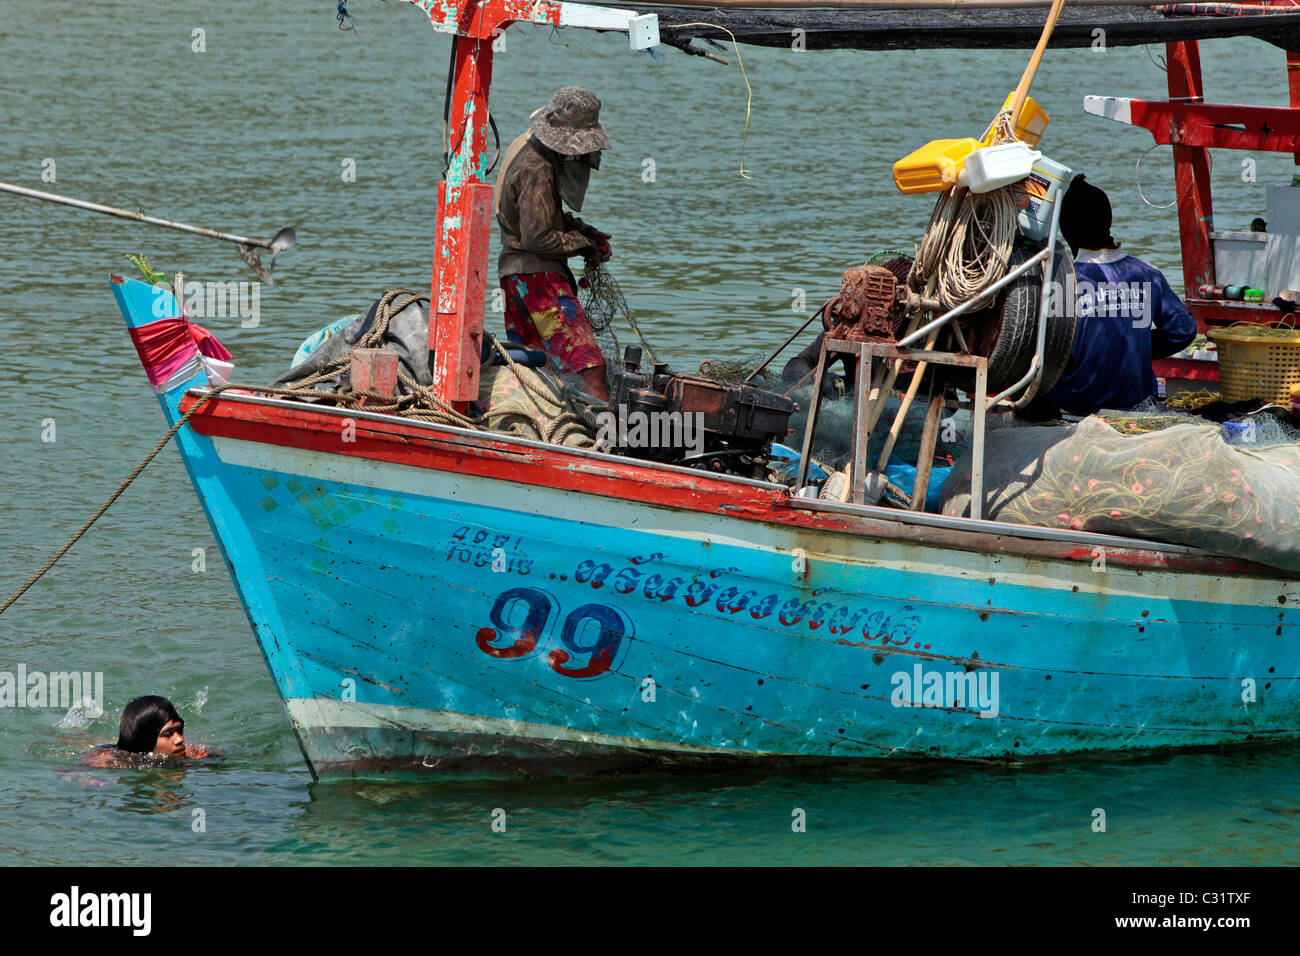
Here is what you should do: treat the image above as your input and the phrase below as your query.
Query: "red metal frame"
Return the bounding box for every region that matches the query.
[1134,32,1300,332]
[410,1,570,408]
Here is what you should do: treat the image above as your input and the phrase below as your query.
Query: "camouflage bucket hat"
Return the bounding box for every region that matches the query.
[529,86,611,156]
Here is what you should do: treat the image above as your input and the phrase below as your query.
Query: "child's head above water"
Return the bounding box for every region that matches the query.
[116,695,186,756]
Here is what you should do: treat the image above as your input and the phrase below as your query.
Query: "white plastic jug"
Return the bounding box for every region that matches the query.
[959,142,1040,194]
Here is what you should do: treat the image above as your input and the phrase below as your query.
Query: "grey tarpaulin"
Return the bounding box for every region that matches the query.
[272,296,432,395]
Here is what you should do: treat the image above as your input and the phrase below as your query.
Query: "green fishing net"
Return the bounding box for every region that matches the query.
[941,416,1300,572]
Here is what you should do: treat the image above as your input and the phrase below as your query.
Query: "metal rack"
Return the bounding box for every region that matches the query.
[793,196,1064,520]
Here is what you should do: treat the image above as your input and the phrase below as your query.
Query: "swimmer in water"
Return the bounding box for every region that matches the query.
[80,696,210,767]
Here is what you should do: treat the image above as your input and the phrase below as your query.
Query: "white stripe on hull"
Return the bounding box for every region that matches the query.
[286,698,769,756]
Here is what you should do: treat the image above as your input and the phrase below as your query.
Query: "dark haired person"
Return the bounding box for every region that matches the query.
[1038,175,1196,417]
[495,86,613,400]
[80,695,209,767]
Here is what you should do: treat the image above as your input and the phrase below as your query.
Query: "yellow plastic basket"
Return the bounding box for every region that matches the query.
[1206,326,1300,404]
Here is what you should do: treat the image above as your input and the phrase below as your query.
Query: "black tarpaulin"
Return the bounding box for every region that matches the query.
[609,5,1300,52]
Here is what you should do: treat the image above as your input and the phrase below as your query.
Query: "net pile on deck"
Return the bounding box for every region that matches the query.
[941,416,1300,572]
[263,289,606,448]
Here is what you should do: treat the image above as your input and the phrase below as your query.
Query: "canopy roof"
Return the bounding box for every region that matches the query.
[610,5,1300,52]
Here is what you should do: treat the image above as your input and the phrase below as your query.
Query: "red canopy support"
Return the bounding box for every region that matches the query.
[1086,33,1300,327]
[431,33,499,407]
[1290,48,1300,162]
[1165,40,1216,294]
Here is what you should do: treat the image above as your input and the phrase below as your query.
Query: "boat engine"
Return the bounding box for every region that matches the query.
[825,262,912,346]
[604,346,796,479]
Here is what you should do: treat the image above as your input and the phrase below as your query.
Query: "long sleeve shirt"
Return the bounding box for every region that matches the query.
[1046,248,1197,415]
[494,133,597,282]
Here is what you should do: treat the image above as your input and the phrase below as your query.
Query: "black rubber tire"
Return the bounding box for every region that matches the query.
[945,238,1077,397]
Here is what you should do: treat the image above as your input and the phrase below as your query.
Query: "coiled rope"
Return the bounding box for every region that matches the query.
[270,288,604,442]
[910,185,1019,311]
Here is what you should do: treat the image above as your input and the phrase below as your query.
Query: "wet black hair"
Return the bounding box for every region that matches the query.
[116,696,182,754]
[1060,174,1117,256]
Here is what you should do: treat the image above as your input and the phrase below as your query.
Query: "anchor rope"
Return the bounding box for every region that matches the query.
[0,384,233,616]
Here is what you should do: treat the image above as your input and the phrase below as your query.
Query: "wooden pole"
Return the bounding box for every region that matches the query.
[1006,0,1069,130]
[911,380,946,511]
[874,328,941,472]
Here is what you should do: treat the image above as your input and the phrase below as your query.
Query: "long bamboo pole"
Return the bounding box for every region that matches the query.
[0,181,280,249]
[1007,0,1069,124]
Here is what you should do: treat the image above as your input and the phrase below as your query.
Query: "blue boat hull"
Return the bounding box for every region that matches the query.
[112,279,1300,780]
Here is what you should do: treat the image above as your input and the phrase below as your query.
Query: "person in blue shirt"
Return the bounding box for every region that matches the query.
[1039,175,1197,417]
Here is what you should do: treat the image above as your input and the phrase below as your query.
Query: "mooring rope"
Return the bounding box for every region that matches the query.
[0,384,233,616]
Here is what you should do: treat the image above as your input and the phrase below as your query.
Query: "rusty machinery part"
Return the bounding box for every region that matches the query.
[606,345,796,478]
[826,265,908,343]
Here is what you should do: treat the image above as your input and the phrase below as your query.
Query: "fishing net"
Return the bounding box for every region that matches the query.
[580,262,660,368]
[784,385,973,476]
[940,415,1300,572]
[865,249,915,272]
[699,351,778,384]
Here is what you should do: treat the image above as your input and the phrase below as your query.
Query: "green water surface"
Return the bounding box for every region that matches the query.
[1,0,1297,865]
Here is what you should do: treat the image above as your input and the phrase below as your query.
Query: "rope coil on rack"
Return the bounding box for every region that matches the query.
[909,185,1018,311]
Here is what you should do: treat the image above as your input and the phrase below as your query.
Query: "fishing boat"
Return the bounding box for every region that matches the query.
[110,0,1300,780]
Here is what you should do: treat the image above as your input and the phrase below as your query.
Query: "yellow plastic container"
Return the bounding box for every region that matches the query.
[892,137,981,195]
[980,93,1051,147]
[1206,326,1300,404]
[977,93,1050,147]
[893,95,1051,195]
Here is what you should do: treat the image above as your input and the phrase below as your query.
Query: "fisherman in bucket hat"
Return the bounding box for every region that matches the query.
[495,86,614,400]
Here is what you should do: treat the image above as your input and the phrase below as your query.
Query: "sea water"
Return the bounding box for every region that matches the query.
[1,0,1297,865]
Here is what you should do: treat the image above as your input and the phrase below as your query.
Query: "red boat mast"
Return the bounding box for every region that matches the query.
[400,0,658,408]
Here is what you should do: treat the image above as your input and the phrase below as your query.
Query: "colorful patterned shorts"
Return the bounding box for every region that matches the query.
[501,272,604,374]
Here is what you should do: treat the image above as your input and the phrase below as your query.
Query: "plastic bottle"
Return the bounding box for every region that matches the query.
[1012,154,1074,241]
[960,141,1040,194]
